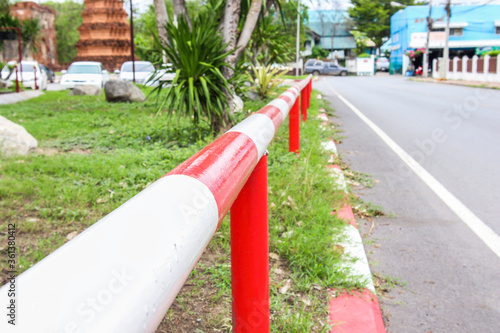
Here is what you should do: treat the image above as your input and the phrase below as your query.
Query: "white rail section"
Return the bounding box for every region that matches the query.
[0,76,312,333]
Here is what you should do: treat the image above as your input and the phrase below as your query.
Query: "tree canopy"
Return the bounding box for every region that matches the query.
[348,0,416,49]
[44,1,84,64]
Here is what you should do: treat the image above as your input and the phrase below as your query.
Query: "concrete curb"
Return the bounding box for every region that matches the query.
[321,132,386,332]
[0,90,44,105]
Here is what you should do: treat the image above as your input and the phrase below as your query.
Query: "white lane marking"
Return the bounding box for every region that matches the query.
[324,79,500,259]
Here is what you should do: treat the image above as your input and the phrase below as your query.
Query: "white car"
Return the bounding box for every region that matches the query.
[60,61,109,89]
[1,60,48,90]
[119,61,155,85]
[118,61,176,86]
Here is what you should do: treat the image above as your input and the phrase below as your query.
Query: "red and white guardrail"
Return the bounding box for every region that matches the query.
[0,76,312,332]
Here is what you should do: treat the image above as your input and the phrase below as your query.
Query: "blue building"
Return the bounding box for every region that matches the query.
[390,4,500,74]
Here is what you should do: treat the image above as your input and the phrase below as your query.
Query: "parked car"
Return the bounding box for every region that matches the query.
[304,60,348,76]
[39,64,55,83]
[376,57,390,71]
[0,60,48,90]
[60,61,109,89]
[119,61,155,85]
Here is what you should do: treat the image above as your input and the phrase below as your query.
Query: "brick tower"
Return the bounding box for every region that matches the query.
[75,0,132,71]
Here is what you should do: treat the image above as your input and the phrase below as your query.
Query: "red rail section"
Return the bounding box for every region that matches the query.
[0,76,312,333]
[168,75,312,331]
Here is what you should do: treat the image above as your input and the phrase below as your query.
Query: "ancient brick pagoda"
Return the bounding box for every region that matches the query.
[75,0,133,71]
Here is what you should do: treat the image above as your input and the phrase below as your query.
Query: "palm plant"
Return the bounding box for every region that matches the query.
[152,13,235,134]
[247,63,286,100]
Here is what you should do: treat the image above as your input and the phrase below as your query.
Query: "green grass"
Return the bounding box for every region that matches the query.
[282,74,310,80]
[0,87,366,331]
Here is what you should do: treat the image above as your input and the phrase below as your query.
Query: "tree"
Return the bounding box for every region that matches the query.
[44,1,84,64]
[0,3,42,60]
[245,1,308,67]
[151,0,285,132]
[348,0,416,50]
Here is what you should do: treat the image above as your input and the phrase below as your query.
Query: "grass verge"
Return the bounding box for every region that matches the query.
[0,87,366,332]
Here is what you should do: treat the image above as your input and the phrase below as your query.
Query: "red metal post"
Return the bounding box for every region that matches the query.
[18,28,22,84]
[15,67,19,93]
[33,65,38,90]
[289,97,300,153]
[300,86,308,122]
[307,79,312,108]
[231,154,269,333]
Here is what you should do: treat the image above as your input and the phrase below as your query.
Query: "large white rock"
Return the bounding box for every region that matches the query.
[104,80,146,103]
[69,85,102,96]
[233,95,244,113]
[0,116,37,156]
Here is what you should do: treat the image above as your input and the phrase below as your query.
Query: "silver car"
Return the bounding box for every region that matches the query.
[304,60,348,76]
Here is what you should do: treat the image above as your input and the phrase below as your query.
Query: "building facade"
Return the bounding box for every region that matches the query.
[4,2,58,67]
[390,4,500,74]
[305,10,356,60]
[75,0,132,71]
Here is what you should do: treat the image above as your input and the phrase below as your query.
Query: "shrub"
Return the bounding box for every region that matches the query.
[152,13,235,134]
[247,63,286,100]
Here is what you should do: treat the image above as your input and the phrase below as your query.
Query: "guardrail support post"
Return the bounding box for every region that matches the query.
[15,67,20,93]
[33,65,38,90]
[307,79,312,108]
[289,97,300,153]
[301,85,308,122]
[231,154,269,332]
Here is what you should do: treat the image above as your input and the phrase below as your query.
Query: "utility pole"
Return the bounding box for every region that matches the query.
[296,0,301,77]
[443,0,451,80]
[129,0,135,83]
[423,0,432,77]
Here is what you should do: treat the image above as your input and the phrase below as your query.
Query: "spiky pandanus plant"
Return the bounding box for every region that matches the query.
[152,13,235,134]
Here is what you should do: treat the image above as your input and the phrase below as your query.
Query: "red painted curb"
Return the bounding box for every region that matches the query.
[329,289,386,333]
[335,204,357,228]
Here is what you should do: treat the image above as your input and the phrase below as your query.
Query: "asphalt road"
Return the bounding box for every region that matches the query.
[314,75,500,332]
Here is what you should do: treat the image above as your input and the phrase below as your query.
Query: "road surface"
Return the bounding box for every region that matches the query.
[315,75,500,333]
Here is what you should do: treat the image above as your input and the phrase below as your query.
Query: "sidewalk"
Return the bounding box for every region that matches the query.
[409,76,500,89]
[0,90,44,105]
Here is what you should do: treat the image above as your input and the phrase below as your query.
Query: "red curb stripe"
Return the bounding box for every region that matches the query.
[167,132,258,222]
[329,289,386,333]
[336,204,357,228]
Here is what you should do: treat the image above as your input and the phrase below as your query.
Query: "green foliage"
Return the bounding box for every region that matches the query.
[352,30,370,56]
[311,45,329,59]
[134,5,162,64]
[485,50,500,57]
[44,1,84,64]
[348,0,417,49]
[245,1,308,68]
[246,16,294,67]
[134,0,211,63]
[358,52,370,58]
[247,63,286,100]
[20,17,42,56]
[0,0,9,13]
[153,13,234,133]
[0,7,42,56]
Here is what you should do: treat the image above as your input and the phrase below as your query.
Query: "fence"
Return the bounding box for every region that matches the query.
[0,76,313,332]
[432,55,500,82]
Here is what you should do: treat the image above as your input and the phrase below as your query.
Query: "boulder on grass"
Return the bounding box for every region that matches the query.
[0,116,37,156]
[233,95,244,113]
[69,85,102,96]
[104,80,146,103]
